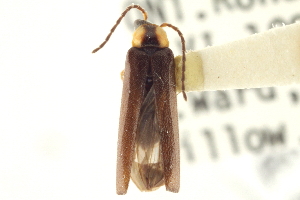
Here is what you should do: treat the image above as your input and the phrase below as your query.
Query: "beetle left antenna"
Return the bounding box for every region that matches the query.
[160,23,187,101]
[92,4,148,53]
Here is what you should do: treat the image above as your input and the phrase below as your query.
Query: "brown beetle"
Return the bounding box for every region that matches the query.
[92,4,186,195]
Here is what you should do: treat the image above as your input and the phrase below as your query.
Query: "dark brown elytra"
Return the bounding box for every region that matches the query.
[92,4,187,100]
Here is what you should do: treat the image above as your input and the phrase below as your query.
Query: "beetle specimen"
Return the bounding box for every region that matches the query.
[92,4,186,195]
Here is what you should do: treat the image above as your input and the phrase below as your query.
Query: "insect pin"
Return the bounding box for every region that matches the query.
[92,4,186,195]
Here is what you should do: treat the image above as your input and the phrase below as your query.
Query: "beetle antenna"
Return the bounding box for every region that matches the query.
[92,4,148,53]
[160,23,187,101]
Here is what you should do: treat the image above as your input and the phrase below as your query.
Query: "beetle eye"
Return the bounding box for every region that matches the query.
[134,19,151,30]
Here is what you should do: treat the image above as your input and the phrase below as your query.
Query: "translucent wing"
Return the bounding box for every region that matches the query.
[131,86,165,191]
